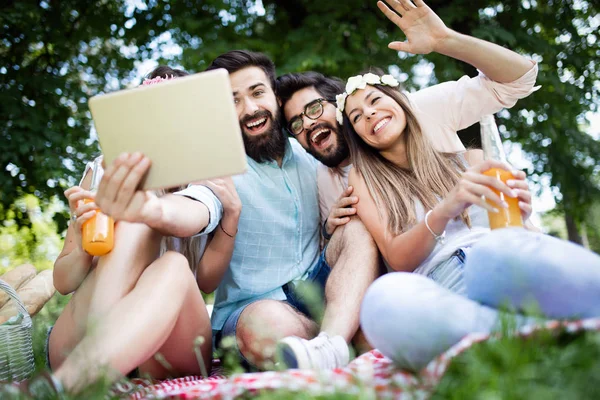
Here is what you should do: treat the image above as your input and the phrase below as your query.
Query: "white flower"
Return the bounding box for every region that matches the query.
[363,73,381,85]
[335,92,348,112]
[336,108,344,125]
[345,75,367,95]
[381,74,400,87]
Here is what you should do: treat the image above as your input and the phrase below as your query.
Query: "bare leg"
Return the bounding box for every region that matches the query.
[322,217,379,342]
[49,222,162,369]
[53,251,212,394]
[235,300,317,368]
[87,221,162,324]
[275,218,380,370]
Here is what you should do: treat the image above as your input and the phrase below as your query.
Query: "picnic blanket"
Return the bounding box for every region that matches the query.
[113,318,600,399]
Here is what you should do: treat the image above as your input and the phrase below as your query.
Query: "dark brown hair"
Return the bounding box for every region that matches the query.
[206,50,276,89]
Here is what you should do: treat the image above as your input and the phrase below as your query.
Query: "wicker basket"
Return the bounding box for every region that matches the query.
[0,279,36,381]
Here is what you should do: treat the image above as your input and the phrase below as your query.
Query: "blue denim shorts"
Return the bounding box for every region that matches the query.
[213,248,331,368]
[427,248,469,295]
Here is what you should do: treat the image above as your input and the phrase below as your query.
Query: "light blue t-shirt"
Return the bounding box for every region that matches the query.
[201,138,321,330]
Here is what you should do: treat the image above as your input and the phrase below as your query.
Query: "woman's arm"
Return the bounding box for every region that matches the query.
[350,159,518,272]
[53,171,96,295]
[194,178,241,293]
[378,0,532,82]
[349,168,443,272]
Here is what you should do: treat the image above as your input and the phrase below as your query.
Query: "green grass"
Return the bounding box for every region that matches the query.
[16,296,600,399]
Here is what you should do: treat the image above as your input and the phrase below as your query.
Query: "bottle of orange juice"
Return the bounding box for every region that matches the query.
[480,115,523,230]
[82,157,114,256]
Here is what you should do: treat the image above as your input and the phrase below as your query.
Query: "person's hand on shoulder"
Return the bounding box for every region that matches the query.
[324,186,359,239]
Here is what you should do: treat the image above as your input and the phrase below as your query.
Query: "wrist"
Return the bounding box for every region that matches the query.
[430,205,452,231]
[221,212,240,234]
[223,207,241,221]
[432,28,460,55]
[75,244,94,259]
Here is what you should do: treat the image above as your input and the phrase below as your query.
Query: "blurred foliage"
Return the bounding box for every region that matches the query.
[433,329,600,400]
[1,0,599,238]
[0,195,63,274]
[1,0,139,232]
[541,200,600,253]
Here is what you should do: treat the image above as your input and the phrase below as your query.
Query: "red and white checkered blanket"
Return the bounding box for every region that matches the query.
[115,318,600,399]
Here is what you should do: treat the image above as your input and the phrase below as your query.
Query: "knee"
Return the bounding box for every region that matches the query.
[339,217,374,243]
[155,251,194,290]
[237,301,295,343]
[236,300,303,363]
[360,273,460,371]
[361,273,430,324]
[327,217,377,263]
[113,221,161,246]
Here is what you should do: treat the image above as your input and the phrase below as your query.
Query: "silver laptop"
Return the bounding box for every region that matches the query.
[88,68,246,190]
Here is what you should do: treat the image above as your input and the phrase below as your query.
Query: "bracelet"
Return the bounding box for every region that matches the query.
[321,220,333,241]
[424,210,446,245]
[220,223,237,238]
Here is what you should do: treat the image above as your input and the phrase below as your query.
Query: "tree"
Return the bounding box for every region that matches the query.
[2,0,598,243]
[134,0,600,242]
[1,0,144,231]
[0,195,63,274]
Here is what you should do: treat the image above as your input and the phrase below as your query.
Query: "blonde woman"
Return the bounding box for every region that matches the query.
[337,0,600,371]
[13,66,241,398]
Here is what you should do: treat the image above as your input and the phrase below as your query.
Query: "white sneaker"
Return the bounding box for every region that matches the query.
[277,332,350,370]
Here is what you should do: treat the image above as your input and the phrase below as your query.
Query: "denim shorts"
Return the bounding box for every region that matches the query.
[427,248,469,295]
[212,248,331,368]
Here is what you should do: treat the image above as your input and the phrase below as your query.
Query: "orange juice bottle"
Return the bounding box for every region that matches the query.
[82,158,114,256]
[480,115,523,230]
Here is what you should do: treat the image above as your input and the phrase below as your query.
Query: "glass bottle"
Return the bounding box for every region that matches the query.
[480,115,523,229]
[81,158,115,255]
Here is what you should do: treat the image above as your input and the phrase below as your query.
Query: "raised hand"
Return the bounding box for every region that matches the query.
[377,0,451,54]
[325,186,359,238]
[436,159,518,220]
[95,152,163,225]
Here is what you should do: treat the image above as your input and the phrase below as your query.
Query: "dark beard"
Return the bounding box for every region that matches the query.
[306,123,350,168]
[240,110,287,164]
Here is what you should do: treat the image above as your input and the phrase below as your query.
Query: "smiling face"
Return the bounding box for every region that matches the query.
[230,66,286,163]
[344,85,407,151]
[283,86,349,167]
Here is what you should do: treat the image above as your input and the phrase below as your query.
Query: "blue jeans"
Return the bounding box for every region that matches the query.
[213,248,331,368]
[360,228,600,371]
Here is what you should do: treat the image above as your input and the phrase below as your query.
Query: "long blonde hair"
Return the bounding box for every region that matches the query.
[343,83,470,235]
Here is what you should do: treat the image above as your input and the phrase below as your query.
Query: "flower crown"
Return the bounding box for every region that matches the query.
[142,75,177,86]
[335,73,400,124]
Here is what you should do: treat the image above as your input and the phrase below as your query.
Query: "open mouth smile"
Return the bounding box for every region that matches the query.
[245,117,269,134]
[309,127,333,149]
[373,117,391,135]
